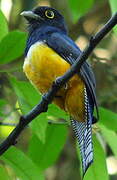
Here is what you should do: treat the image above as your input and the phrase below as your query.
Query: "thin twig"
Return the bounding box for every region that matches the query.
[48,120,68,125]
[0,121,68,127]
[0,122,17,127]
[0,13,117,155]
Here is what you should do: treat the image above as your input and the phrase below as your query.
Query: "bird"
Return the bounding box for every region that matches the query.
[21,6,99,176]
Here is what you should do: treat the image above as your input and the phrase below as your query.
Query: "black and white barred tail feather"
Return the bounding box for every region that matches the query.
[71,88,93,176]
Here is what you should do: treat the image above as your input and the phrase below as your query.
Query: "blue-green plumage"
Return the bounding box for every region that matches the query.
[21,6,99,176]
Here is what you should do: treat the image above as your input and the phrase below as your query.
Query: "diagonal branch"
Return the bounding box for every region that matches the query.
[0,13,117,156]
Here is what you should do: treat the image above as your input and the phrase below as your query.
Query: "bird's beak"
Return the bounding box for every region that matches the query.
[20,11,42,20]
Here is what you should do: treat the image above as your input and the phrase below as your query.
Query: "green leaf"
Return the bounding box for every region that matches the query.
[10,76,48,143]
[31,113,48,143]
[0,99,7,108]
[83,135,109,180]
[10,77,41,112]
[109,0,117,34]
[69,0,94,21]
[0,147,44,180]
[0,99,7,117]
[10,77,69,143]
[28,124,68,170]
[98,107,117,131]
[0,10,8,42]
[109,0,117,14]
[0,165,11,180]
[100,124,117,157]
[0,31,27,65]
[47,103,69,121]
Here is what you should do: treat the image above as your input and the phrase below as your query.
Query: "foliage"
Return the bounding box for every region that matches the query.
[0,31,27,65]
[0,0,117,180]
[1,147,44,180]
[109,0,117,34]
[84,135,109,180]
[0,10,8,42]
[69,0,94,22]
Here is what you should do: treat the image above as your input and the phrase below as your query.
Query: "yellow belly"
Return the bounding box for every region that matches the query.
[23,42,85,121]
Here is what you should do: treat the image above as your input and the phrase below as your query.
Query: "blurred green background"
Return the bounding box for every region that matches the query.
[0,0,117,180]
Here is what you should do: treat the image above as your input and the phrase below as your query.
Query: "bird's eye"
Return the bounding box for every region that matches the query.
[45,10,54,19]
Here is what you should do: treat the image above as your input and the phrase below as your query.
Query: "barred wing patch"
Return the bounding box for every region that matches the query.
[71,88,93,176]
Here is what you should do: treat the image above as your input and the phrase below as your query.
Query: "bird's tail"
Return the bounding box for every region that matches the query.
[71,88,93,176]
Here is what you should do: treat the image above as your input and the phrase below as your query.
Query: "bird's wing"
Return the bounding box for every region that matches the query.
[46,32,98,175]
[46,32,98,119]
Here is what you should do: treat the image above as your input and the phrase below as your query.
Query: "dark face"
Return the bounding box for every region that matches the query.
[21,6,67,33]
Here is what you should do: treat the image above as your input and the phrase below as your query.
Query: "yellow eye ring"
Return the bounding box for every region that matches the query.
[45,10,54,19]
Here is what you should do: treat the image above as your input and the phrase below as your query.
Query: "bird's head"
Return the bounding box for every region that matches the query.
[21,6,67,33]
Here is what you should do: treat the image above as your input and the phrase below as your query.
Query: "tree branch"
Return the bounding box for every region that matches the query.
[0,13,117,156]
